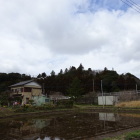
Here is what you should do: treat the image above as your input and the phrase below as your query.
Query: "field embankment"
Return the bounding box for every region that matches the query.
[0,107,14,117]
[1,103,140,119]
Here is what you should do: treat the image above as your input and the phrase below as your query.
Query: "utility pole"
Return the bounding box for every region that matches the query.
[42,83,45,95]
[93,79,95,93]
[101,80,104,108]
[136,84,138,96]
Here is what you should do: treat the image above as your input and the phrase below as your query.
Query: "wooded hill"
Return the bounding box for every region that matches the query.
[0,64,140,96]
[37,64,140,96]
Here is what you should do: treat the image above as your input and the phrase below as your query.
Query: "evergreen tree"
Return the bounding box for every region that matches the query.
[50,70,55,76]
[67,77,84,100]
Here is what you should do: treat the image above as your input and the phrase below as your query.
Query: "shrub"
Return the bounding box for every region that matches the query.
[28,100,34,105]
[56,100,74,108]
[41,103,55,110]
[14,104,35,112]
[125,130,140,140]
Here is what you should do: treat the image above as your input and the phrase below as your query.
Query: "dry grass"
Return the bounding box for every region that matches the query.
[116,101,140,108]
[120,113,140,118]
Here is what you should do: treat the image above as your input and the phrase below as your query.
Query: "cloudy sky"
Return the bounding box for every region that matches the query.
[0,0,140,77]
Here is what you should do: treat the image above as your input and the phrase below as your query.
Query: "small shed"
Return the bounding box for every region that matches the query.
[32,95,50,106]
[98,96,119,105]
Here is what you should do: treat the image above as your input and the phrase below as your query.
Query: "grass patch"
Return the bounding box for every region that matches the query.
[125,130,140,140]
[116,101,140,108]
[103,130,140,140]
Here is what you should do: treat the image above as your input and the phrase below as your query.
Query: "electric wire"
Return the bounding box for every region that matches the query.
[121,0,140,13]
[127,0,140,9]
[125,0,140,11]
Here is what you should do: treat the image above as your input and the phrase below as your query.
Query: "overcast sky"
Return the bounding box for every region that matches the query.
[0,0,140,77]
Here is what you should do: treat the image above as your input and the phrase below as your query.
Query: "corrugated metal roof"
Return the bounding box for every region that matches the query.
[9,80,34,87]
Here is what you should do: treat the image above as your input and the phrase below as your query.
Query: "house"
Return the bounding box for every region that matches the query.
[10,80,42,105]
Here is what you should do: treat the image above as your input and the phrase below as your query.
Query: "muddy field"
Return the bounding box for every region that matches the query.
[0,112,140,140]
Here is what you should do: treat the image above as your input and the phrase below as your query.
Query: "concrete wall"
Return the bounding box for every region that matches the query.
[98,96,118,105]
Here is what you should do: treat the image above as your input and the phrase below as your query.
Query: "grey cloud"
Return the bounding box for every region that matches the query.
[0,0,140,77]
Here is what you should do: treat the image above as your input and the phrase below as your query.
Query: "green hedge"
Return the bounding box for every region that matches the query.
[56,100,74,108]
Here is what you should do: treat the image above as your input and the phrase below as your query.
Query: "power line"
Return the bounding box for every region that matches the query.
[127,0,140,9]
[126,0,140,11]
[121,0,140,13]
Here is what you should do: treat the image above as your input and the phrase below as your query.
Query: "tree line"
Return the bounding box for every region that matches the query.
[36,64,140,96]
[0,64,140,97]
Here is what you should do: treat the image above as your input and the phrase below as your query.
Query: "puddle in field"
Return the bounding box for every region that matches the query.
[0,112,140,140]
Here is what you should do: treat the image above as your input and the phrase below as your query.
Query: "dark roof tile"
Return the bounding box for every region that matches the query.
[9,80,34,87]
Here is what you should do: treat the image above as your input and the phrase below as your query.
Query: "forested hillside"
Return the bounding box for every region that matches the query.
[0,64,140,96]
[36,64,140,95]
[0,73,31,92]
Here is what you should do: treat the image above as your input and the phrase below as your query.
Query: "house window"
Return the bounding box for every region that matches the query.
[24,87,32,92]
[45,99,49,102]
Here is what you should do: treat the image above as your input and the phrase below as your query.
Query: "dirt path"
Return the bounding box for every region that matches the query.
[92,126,140,140]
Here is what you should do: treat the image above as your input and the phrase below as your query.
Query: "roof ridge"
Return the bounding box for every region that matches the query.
[9,79,34,87]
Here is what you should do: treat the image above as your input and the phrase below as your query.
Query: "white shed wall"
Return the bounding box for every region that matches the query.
[98,96,118,105]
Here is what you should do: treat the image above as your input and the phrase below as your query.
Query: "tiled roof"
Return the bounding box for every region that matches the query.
[9,80,34,87]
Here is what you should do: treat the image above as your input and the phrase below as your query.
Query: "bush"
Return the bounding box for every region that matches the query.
[56,100,74,108]
[40,103,55,110]
[125,130,140,140]
[14,104,35,112]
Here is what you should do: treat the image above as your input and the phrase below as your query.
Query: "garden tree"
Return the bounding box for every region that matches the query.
[37,74,42,78]
[67,77,84,100]
[0,90,11,106]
